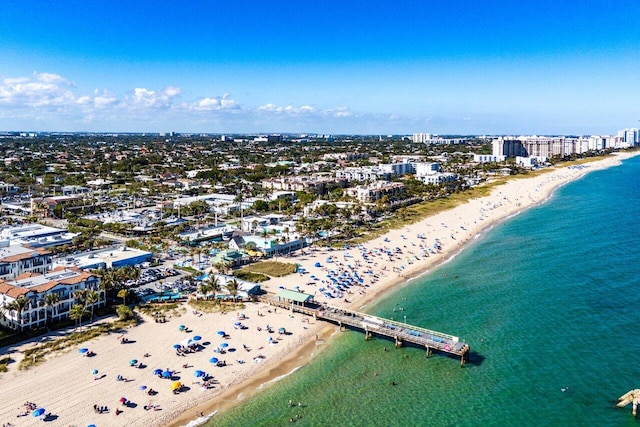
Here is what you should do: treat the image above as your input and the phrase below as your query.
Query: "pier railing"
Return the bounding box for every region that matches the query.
[263,297,470,365]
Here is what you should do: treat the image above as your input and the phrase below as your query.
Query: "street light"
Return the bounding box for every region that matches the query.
[404,315,407,324]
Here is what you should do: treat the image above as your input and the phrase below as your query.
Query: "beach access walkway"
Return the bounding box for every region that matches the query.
[263,297,470,366]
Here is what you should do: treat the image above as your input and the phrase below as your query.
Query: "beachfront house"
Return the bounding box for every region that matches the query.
[0,266,104,331]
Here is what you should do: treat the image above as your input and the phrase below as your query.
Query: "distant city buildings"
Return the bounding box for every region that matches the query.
[492,129,639,159]
[412,133,467,144]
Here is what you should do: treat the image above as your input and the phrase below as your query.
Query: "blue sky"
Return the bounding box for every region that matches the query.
[1,1,639,135]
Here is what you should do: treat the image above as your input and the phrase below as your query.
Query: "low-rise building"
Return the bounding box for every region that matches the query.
[344,181,405,203]
[0,266,104,330]
[0,242,52,281]
[53,246,152,270]
[0,224,79,249]
[416,172,458,185]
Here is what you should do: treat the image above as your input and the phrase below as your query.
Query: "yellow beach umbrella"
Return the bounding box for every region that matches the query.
[171,381,182,391]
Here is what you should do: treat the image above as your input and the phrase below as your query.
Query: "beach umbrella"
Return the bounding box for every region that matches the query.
[88,424,97,427]
[129,359,138,366]
[91,369,99,375]
[153,368,163,375]
[171,381,182,391]
[194,370,204,377]
[193,335,202,341]
[138,385,147,391]
[32,408,45,417]
[219,342,229,348]
[119,397,127,404]
[268,336,273,342]
[178,325,186,331]
[217,330,225,336]
[234,321,242,326]
[162,370,172,378]
[209,357,219,364]
[78,348,89,354]
[173,344,181,349]
[278,327,286,334]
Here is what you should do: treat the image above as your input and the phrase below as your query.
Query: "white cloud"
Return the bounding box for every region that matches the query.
[190,93,238,111]
[0,71,378,132]
[257,103,317,115]
[0,72,75,108]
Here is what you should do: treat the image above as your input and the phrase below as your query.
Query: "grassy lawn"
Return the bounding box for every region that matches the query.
[239,261,297,277]
[187,299,245,313]
[233,270,270,282]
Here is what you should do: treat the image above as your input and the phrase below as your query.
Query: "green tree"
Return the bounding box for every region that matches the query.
[206,275,221,300]
[226,279,240,301]
[86,290,100,320]
[117,289,130,306]
[44,293,60,325]
[116,304,134,320]
[69,304,88,328]
[6,297,29,331]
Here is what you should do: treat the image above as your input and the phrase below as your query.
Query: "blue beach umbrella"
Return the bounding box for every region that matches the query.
[162,370,172,378]
[193,335,201,341]
[209,357,219,364]
[129,359,138,366]
[173,344,181,349]
[217,331,225,336]
[138,385,147,390]
[178,325,186,331]
[219,342,229,348]
[91,369,98,375]
[153,368,163,375]
[32,408,45,417]
[194,370,204,377]
[78,348,89,354]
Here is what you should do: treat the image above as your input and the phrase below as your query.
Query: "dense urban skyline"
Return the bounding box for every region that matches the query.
[1,1,639,135]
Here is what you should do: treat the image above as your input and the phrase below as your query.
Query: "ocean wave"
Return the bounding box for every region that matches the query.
[257,366,302,389]
[181,410,217,427]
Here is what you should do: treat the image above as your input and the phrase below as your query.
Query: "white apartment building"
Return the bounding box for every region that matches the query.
[473,154,507,163]
[414,162,441,175]
[336,167,391,182]
[344,181,405,203]
[0,266,104,331]
[416,173,458,185]
[261,175,346,195]
[0,242,52,281]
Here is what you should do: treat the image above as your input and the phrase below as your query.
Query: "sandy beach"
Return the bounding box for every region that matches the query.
[1,151,638,427]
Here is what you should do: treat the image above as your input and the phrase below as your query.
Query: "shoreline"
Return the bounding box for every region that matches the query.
[1,151,638,427]
[167,150,640,426]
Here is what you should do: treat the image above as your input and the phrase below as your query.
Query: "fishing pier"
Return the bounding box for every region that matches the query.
[264,292,470,366]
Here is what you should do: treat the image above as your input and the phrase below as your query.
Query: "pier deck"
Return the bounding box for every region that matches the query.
[264,297,470,365]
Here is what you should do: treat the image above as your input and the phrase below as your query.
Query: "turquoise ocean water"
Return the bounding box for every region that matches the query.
[210,156,640,427]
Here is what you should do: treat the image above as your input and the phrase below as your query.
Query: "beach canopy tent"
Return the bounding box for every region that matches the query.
[276,289,314,305]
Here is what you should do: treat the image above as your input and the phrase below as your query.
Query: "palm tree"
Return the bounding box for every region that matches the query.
[69,304,88,329]
[226,279,240,301]
[6,296,29,331]
[206,275,221,300]
[198,282,211,299]
[86,290,100,320]
[73,289,88,307]
[44,293,60,325]
[117,289,130,306]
